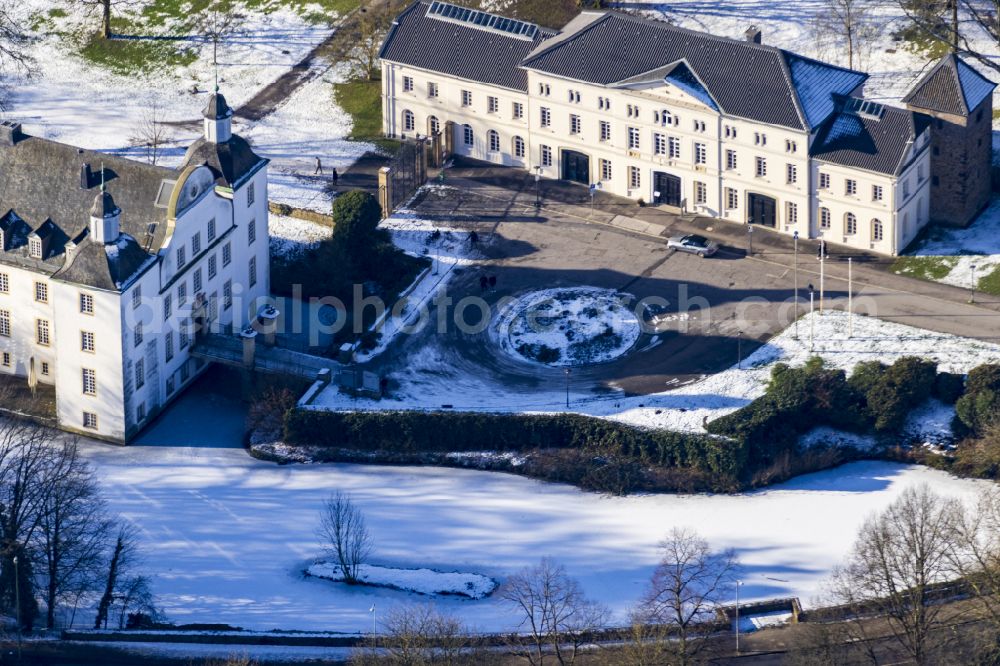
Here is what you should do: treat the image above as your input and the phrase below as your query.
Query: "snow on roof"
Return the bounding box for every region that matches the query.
[665,64,719,111]
[786,54,868,129]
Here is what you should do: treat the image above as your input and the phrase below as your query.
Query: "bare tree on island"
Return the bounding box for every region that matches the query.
[500,558,608,666]
[319,491,373,585]
[635,527,740,666]
[829,484,966,665]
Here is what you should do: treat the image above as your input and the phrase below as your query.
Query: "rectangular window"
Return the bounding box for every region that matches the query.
[247,182,255,206]
[755,157,766,177]
[694,143,706,165]
[488,96,498,114]
[36,319,49,346]
[134,322,143,347]
[599,121,611,142]
[540,145,552,167]
[694,181,707,205]
[177,282,187,307]
[0,273,7,293]
[82,412,98,429]
[540,107,551,127]
[135,358,145,389]
[176,246,186,270]
[180,328,190,349]
[248,218,256,245]
[208,254,217,279]
[629,166,641,189]
[163,293,172,320]
[726,150,737,170]
[167,376,175,395]
[513,102,523,119]
[402,75,413,92]
[669,137,681,159]
[820,173,830,189]
[786,201,798,225]
[249,256,257,288]
[1,352,9,367]
[461,90,472,107]
[80,292,94,314]
[428,82,438,98]
[903,178,910,198]
[222,242,232,267]
[207,218,216,242]
[786,163,797,184]
[600,159,612,181]
[224,279,233,309]
[570,114,581,135]
[654,133,666,156]
[193,267,203,293]
[192,232,201,255]
[40,362,48,376]
[0,309,9,337]
[82,368,96,396]
[628,127,640,150]
[846,179,857,196]
[726,188,738,210]
[136,402,146,423]
[820,207,831,229]
[463,125,473,146]
[165,332,174,361]
[132,284,141,310]
[29,237,42,259]
[81,331,95,353]
[34,282,47,303]
[872,185,883,201]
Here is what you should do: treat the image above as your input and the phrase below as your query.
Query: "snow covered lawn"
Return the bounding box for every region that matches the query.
[312,310,1000,434]
[306,562,497,599]
[76,442,992,633]
[269,213,329,259]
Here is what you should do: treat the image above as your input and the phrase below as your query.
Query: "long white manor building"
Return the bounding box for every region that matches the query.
[0,90,270,443]
[380,2,996,255]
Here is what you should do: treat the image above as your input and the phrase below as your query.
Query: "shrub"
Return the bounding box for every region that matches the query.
[330,190,386,258]
[956,364,1000,436]
[863,357,937,433]
[933,372,965,404]
[953,425,1000,479]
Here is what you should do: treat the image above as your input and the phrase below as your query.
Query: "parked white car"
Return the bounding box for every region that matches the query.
[667,234,719,257]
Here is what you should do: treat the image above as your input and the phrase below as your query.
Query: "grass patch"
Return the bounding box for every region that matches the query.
[977,265,1000,296]
[899,25,952,60]
[333,78,382,140]
[80,33,197,76]
[891,255,959,281]
[993,109,1000,121]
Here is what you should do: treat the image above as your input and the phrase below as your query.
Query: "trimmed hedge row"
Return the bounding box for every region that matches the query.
[284,409,746,484]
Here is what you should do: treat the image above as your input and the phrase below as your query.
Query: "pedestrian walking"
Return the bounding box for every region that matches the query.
[488,275,497,289]
[479,275,488,291]
[314,156,324,175]
[331,166,338,186]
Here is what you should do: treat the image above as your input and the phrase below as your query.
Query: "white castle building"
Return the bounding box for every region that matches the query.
[0,89,270,443]
[380,2,996,255]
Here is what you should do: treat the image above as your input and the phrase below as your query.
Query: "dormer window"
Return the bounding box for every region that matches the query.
[28,236,42,259]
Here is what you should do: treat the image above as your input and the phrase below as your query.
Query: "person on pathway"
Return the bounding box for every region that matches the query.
[314,156,323,175]
[331,167,338,186]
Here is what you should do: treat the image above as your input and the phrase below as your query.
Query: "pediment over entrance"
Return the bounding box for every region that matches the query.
[611,60,720,113]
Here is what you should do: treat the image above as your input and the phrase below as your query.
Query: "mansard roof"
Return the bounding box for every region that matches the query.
[182,134,267,188]
[519,11,867,130]
[902,53,996,117]
[379,0,555,92]
[53,232,154,291]
[811,98,932,175]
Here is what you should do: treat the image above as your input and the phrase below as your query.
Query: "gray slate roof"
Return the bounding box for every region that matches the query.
[811,99,932,175]
[204,90,233,120]
[903,53,997,117]
[183,134,266,188]
[379,0,554,92]
[520,11,867,130]
[53,233,153,292]
[0,129,176,286]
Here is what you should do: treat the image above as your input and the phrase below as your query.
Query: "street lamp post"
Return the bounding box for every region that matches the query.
[534,166,542,209]
[735,579,744,655]
[564,368,571,409]
[819,241,826,314]
[970,264,978,303]
[747,224,754,256]
[809,289,815,351]
[737,330,743,370]
[793,231,799,339]
[848,257,854,338]
[13,555,20,660]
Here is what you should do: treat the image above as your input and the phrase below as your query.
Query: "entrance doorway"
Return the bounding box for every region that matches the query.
[653,172,682,207]
[747,193,777,227]
[561,150,590,184]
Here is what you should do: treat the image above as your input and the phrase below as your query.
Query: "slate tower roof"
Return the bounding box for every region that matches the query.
[903,53,996,117]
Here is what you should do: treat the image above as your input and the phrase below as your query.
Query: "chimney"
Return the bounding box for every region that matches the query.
[0,120,21,147]
[745,25,761,44]
[80,163,91,189]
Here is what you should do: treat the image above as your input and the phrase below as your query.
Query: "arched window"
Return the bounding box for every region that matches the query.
[513,136,525,159]
[462,124,473,146]
[845,212,857,235]
[428,115,439,135]
[488,129,500,152]
[402,109,414,132]
[872,219,883,242]
[819,207,831,229]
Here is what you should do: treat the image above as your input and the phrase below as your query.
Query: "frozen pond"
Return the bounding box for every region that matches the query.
[80,434,990,632]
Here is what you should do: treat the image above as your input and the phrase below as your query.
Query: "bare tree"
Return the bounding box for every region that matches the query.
[814,0,880,69]
[192,1,247,73]
[71,0,135,40]
[318,491,373,585]
[129,104,171,166]
[94,522,141,629]
[350,603,484,665]
[114,574,157,629]
[829,484,966,665]
[898,0,1000,74]
[345,6,394,81]
[635,527,740,666]
[0,0,33,78]
[499,558,608,666]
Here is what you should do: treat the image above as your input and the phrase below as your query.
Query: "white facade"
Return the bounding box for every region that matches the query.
[381,24,931,256]
[0,108,269,443]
